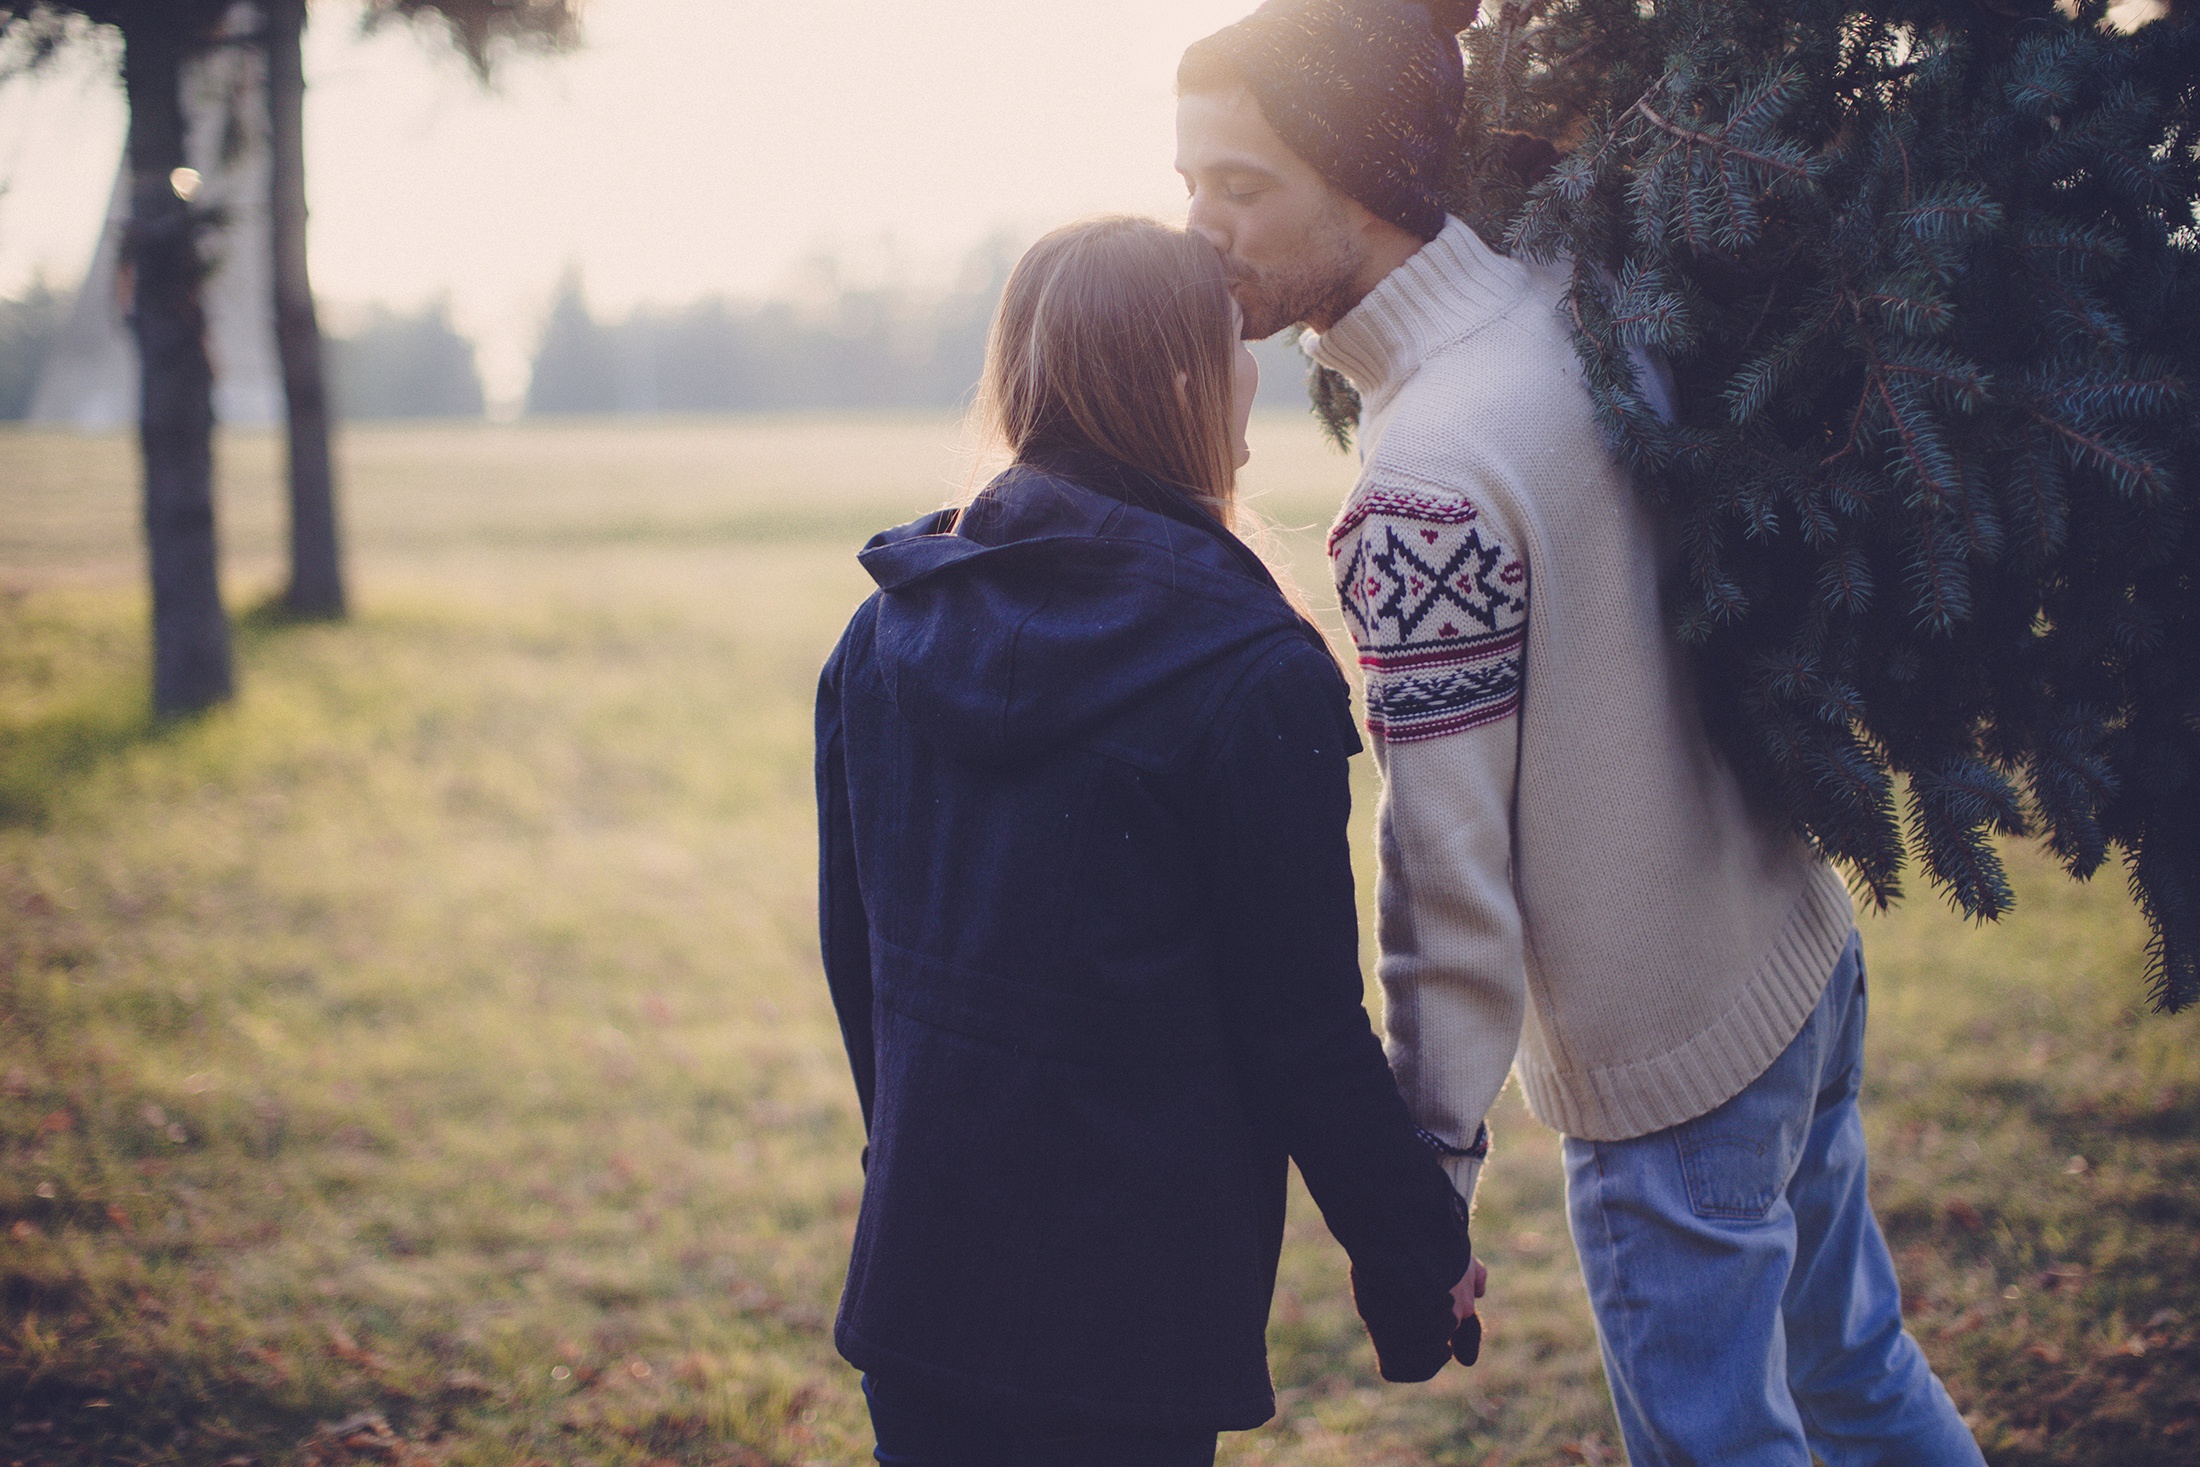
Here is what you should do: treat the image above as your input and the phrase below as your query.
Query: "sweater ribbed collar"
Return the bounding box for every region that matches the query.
[1302,216,1531,412]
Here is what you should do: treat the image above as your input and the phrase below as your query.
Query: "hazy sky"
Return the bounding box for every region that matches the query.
[0,0,1260,393]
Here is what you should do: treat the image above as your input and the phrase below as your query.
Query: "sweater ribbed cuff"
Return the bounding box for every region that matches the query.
[1442,1153,1484,1211]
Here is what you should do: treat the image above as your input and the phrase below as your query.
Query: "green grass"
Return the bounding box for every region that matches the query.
[1,417,2194,1466]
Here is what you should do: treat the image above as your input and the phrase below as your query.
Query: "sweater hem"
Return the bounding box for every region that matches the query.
[1516,860,1856,1141]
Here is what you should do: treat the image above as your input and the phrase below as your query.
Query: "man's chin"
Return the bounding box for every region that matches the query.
[1235,296,1297,342]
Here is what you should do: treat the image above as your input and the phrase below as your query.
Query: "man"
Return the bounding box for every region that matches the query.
[1175,4,1987,1463]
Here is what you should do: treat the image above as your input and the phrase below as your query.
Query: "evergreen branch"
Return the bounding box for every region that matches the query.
[1605,259,1693,349]
[1880,373,1964,513]
[1903,518,1973,634]
[2006,31,2083,117]
[2004,429,2069,567]
[2026,270,2128,350]
[1631,99,1815,181]
[2025,709,2117,877]
[1897,193,2002,243]
[2027,367,2191,422]
[1862,278,1954,338]
[1909,758,2026,920]
[1310,366,1360,453]
[2025,408,2170,499]
[1881,349,1991,414]
[1817,546,1874,614]
[2013,223,2128,278]
[1822,370,1878,468]
[1726,291,1842,425]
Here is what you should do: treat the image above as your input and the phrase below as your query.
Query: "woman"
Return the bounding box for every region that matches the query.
[815,216,1476,1466]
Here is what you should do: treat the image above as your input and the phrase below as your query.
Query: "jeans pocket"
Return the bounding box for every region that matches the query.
[1672,1054,1815,1221]
[1674,1125,1792,1220]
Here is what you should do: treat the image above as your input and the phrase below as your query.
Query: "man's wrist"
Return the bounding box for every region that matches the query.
[1415,1121,1491,1162]
[1415,1122,1489,1210]
[1442,1152,1484,1207]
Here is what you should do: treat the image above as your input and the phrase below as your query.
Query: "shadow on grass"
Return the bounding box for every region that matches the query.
[237,589,346,637]
[0,685,160,829]
[0,592,339,828]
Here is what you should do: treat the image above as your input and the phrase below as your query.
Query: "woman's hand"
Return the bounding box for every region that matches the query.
[1450,1256,1488,1366]
[1450,1256,1486,1322]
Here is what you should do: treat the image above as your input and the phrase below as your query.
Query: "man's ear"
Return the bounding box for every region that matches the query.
[1349,198,1428,262]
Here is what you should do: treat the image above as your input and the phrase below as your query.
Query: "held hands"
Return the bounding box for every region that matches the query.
[1353,1251,1486,1381]
[1449,1255,1488,1366]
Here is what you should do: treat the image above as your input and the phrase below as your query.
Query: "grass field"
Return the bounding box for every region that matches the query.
[1,414,2195,1466]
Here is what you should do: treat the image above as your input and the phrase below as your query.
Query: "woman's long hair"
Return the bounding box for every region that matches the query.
[974,216,1243,527]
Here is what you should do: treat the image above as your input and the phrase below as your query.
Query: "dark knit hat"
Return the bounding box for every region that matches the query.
[1180,0,1480,242]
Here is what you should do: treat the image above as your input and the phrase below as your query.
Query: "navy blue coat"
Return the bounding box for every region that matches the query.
[814,446,1472,1432]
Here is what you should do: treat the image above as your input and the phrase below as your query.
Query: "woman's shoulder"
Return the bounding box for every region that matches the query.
[819,592,885,695]
[1201,628,1361,761]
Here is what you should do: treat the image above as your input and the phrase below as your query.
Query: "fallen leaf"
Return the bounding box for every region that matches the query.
[441,1368,496,1398]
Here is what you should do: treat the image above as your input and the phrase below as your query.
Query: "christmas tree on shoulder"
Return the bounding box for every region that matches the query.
[1348,0,2198,1009]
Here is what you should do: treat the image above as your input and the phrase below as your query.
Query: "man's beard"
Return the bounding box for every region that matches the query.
[1224,220,1365,341]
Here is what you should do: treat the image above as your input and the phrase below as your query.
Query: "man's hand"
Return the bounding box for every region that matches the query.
[1450,1256,1488,1366]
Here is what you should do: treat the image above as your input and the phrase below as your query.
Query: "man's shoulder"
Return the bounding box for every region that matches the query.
[1375,300,1622,505]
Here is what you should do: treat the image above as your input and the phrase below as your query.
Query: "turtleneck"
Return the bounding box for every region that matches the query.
[1302,217,1533,414]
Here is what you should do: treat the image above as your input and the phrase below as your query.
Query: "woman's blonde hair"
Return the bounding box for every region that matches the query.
[974,216,1242,526]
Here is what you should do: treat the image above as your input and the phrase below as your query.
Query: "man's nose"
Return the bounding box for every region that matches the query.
[1184,203,1229,256]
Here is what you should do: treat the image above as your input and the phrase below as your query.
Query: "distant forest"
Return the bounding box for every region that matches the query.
[0,283,489,422]
[525,239,1016,416]
[0,243,1316,422]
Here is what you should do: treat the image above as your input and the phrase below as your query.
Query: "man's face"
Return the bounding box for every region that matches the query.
[1176,86,1368,340]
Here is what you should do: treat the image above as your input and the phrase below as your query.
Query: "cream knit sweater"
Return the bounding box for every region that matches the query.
[1305,218,1857,1203]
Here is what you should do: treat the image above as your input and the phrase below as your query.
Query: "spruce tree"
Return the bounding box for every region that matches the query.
[1326,1,2199,1008]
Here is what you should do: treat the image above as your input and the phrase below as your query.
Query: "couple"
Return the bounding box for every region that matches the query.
[815,3,1988,1464]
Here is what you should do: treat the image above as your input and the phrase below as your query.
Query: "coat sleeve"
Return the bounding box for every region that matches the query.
[1330,474,1531,1208]
[1202,636,1472,1383]
[816,619,877,1138]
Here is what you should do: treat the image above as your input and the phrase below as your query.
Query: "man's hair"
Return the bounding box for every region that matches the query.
[1174,37,1247,97]
[1177,0,1480,242]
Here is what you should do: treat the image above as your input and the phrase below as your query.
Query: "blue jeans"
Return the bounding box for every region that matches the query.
[862,1374,1218,1467]
[1563,935,1985,1467]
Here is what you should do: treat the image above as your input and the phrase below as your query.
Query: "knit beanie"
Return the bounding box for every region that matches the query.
[1179,0,1481,243]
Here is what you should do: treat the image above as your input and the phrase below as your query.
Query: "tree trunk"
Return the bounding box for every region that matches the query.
[266,0,345,618]
[122,15,234,715]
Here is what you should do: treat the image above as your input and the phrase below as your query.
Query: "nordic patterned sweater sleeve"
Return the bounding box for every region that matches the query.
[1329,474,1531,1208]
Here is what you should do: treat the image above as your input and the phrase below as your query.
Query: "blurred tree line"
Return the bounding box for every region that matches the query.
[0,288,486,420]
[526,247,1011,416]
[0,242,1318,422]
[0,279,64,419]
[521,243,1314,416]
[521,248,1302,413]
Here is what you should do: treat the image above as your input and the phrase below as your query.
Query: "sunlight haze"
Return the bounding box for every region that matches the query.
[0,0,1257,397]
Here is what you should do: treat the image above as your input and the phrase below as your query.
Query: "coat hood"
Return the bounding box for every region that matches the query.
[855,448,1317,763]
